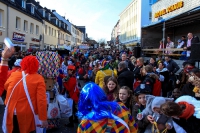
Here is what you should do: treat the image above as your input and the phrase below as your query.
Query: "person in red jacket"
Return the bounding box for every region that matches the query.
[63,65,79,127]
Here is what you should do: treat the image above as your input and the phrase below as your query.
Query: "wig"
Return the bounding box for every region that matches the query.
[77,82,121,121]
[21,55,39,74]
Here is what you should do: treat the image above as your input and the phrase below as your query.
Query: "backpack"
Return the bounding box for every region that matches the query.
[152,79,162,96]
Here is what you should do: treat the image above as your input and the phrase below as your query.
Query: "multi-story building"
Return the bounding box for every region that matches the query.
[53,11,72,46]
[111,20,120,46]
[77,26,86,42]
[0,0,43,50]
[34,3,71,49]
[119,0,158,48]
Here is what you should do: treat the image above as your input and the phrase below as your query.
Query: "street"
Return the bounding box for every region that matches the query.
[0,105,78,133]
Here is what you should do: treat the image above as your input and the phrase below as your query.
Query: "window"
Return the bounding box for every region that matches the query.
[59,21,61,27]
[43,10,45,17]
[149,12,152,20]
[22,0,26,9]
[49,27,51,35]
[31,6,34,14]
[48,14,51,21]
[0,10,3,27]
[52,28,53,36]
[24,20,28,32]
[63,24,65,29]
[10,0,15,2]
[16,17,21,29]
[36,25,39,35]
[45,25,47,34]
[55,19,58,25]
[30,23,34,33]
[63,34,64,40]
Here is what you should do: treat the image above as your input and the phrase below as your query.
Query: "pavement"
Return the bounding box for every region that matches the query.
[0,105,78,133]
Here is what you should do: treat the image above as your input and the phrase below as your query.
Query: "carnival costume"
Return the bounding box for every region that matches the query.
[77,83,138,133]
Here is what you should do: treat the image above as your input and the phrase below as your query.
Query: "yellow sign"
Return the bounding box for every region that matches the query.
[155,1,184,18]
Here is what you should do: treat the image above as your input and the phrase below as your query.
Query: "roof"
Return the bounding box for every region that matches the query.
[0,0,43,23]
[142,6,200,29]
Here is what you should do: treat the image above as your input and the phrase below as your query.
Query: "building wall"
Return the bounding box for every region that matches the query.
[152,0,200,22]
[8,7,42,50]
[0,2,7,49]
[43,21,59,48]
[119,0,153,45]
[71,25,76,46]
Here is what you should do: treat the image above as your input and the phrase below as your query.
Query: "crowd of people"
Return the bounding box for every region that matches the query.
[1,44,200,133]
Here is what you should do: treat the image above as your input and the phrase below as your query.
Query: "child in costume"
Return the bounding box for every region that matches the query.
[62,65,79,127]
[137,95,173,133]
[77,83,138,133]
[132,84,151,133]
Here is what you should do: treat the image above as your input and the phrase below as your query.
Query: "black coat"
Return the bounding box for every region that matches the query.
[133,65,143,80]
[187,36,200,50]
[166,59,180,74]
[173,115,200,133]
[181,82,200,100]
[117,68,134,90]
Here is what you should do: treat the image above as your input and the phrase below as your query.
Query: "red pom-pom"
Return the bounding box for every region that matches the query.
[21,56,39,74]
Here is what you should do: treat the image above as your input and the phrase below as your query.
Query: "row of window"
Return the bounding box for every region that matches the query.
[16,17,39,34]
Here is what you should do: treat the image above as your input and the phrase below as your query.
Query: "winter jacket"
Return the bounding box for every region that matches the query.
[181,82,200,100]
[165,59,180,75]
[117,68,134,90]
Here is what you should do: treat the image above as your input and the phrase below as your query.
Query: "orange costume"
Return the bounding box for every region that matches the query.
[3,56,47,133]
[4,71,47,133]
[0,65,9,96]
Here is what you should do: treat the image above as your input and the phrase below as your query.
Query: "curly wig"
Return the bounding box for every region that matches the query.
[21,55,39,74]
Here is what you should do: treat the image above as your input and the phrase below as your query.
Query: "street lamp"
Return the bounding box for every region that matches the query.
[161,19,165,55]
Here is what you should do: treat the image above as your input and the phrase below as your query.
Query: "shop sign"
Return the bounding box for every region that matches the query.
[12,32,25,42]
[155,1,184,18]
[0,31,2,36]
[31,38,40,42]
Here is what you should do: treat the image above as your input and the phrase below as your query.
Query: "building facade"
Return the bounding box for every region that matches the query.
[0,0,43,50]
[119,0,157,48]
[111,20,120,46]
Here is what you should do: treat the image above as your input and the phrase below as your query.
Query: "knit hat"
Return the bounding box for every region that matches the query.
[151,97,166,111]
[67,65,76,70]
[100,60,110,70]
[14,59,22,67]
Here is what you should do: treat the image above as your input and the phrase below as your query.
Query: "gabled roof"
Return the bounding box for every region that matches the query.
[0,0,42,22]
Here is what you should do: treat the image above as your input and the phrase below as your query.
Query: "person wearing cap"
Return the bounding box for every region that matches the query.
[137,95,173,133]
[132,84,151,133]
[77,83,138,133]
[7,59,22,78]
[62,65,79,127]
[4,55,48,133]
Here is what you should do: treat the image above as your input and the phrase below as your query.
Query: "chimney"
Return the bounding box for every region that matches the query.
[52,10,56,12]
[67,19,69,21]
[36,2,40,5]
[63,16,65,19]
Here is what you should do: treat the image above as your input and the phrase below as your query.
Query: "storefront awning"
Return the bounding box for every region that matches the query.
[142,6,200,29]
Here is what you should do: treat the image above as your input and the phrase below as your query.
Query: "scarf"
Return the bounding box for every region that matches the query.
[178,102,195,120]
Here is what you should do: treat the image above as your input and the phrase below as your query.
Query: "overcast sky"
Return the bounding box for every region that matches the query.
[39,0,132,41]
